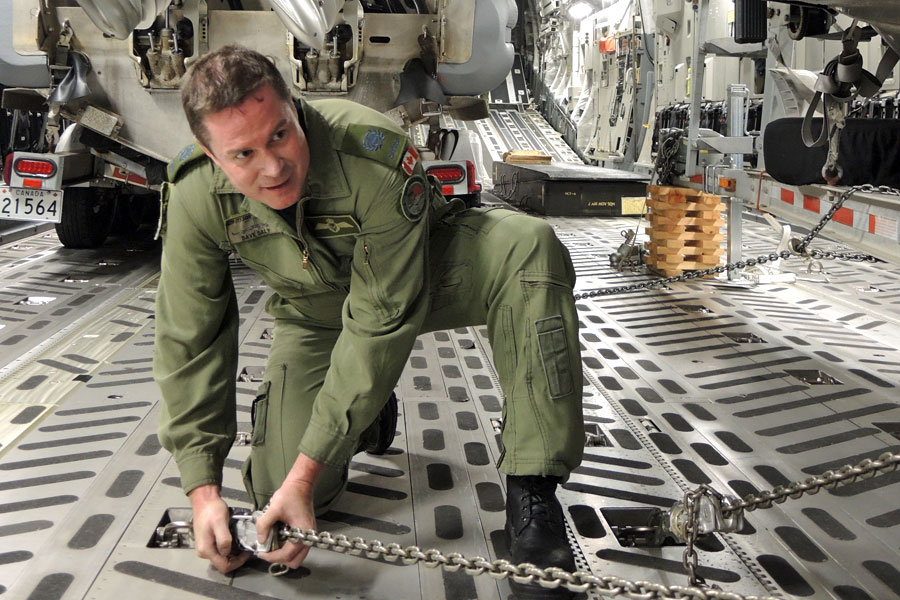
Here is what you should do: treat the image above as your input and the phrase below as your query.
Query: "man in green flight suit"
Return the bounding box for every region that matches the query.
[154,44,584,597]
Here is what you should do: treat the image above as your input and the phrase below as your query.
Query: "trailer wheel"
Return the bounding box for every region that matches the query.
[55,188,115,249]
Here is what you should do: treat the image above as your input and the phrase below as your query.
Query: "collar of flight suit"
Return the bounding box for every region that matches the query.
[209,96,351,201]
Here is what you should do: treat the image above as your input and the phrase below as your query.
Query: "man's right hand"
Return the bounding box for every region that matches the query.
[188,484,251,574]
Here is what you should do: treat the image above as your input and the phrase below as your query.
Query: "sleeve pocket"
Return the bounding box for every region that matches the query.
[251,381,270,447]
[534,315,574,399]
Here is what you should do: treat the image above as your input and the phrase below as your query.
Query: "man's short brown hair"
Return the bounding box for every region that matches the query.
[181,44,293,149]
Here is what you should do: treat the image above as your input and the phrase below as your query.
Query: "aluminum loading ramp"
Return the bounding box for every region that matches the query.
[0,205,898,600]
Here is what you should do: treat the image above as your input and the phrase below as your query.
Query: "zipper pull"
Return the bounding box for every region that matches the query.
[302,248,310,270]
[363,242,370,265]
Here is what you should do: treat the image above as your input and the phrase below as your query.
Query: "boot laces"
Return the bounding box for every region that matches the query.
[518,478,556,525]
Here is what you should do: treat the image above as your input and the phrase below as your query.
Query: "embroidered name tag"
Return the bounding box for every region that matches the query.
[225,213,273,243]
[307,214,361,238]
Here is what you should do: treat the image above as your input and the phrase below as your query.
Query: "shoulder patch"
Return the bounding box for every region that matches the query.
[401,175,429,222]
[341,124,406,169]
[225,213,274,244]
[307,214,361,238]
[167,143,208,182]
[399,144,419,176]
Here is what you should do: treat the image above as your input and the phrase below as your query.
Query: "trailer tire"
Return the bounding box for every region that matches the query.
[55,188,115,249]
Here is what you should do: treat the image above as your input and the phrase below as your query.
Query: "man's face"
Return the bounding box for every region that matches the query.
[199,84,309,210]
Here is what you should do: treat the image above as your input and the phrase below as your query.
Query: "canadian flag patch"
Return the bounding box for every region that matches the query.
[400,145,419,176]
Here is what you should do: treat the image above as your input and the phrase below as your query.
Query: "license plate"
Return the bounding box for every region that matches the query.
[0,186,64,223]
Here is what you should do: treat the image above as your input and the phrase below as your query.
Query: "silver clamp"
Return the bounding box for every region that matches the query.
[668,487,744,542]
[231,510,277,555]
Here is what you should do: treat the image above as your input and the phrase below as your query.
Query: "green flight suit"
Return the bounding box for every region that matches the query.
[154,97,584,512]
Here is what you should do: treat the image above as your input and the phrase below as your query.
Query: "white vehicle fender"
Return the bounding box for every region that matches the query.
[267,0,342,51]
[74,0,170,39]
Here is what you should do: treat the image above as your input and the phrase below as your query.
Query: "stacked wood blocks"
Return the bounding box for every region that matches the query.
[502,150,552,164]
[645,185,725,277]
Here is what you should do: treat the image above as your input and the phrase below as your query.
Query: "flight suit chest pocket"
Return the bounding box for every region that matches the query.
[251,381,270,447]
[534,315,574,399]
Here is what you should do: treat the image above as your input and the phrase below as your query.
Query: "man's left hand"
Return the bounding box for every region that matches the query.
[256,479,317,568]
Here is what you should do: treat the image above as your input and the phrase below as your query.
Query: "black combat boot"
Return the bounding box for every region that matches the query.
[361,391,398,455]
[506,475,575,599]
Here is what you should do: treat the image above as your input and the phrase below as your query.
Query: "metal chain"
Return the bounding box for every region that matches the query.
[276,525,780,600]
[574,250,794,299]
[723,450,900,516]
[257,184,900,595]
[681,487,708,589]
[264,452,899,598]
[655,131,683,186]
[793,183,899,253]
[574,184,900,299]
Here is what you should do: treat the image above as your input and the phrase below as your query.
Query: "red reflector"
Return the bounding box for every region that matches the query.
[23,178,42,189]
[833,206,853,226]
[2,154,12,185]
[15,158,56,178]
[427,165,465,184]
[441,185,454,194]
[803,195,820,213]
[466,160,478,195]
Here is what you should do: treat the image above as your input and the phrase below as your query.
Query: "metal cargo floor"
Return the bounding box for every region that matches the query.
[0,201,898,600]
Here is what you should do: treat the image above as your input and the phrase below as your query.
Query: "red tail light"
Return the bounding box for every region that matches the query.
[426,164,465,185]
[465,160,481,194]
[2,154,12,185]
[14,158,56,178]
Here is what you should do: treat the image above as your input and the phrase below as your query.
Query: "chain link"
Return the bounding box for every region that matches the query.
[264,453,897,598]
[794,184,883,253]
[655,131,684,186]
[574,250,793,299]
[276,526,781,600]
[681,488,707,588]
[282,185,900,596]
[575,184,900,299]
[723,451,900,516]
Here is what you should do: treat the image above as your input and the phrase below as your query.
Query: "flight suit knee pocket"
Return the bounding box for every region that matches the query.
[534,315,573,399]
[250,381,270,447]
